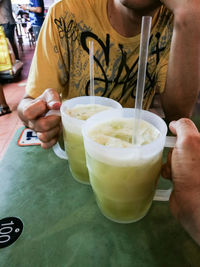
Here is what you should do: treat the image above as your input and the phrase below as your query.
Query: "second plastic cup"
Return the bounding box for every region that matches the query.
[52,96,122,184]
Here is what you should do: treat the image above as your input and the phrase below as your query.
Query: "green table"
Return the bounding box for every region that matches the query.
[0,127,200,267]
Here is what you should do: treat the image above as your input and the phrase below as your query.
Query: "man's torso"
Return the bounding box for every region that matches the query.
[27,0,173,109]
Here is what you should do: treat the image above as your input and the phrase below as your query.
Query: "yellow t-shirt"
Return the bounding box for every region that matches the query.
[26,0,173,109]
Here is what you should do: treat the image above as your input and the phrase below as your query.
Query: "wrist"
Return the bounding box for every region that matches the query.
[180,208,200,246]
[175,193,200,245]
[173,8,200,32]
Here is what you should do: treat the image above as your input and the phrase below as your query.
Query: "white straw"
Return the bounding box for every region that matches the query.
[89,40,95,104]
[133,16,152,144]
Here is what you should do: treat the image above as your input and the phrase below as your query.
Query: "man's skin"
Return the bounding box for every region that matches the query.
[162,118,200,246]
[19,4,42,14]
[18,0,200,149]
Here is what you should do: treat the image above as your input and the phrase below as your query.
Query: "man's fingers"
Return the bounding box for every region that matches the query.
[40,88,62,110]
[33,115,61,132]
[37,126,60,143]
[40,138,58,149]
[169,118,200,149]
[23,99,47,120]
[170,118,198,137]
[22,89,61,121]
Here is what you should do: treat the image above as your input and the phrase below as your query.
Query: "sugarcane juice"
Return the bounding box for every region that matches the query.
[63,104,110,184]
[86,118,162,223]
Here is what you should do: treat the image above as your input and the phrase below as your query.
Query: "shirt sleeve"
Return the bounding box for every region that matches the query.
[26,5,68,98]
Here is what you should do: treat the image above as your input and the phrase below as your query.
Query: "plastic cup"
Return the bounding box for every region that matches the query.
[51,96,122,184]
[82,108,172,223]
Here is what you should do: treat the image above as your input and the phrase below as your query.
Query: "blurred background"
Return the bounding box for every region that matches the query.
[0,0,59,158]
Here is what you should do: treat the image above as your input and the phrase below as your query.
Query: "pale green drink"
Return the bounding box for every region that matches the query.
[63,130,88,183]
[86,118,162,223]
[63,104,111,184]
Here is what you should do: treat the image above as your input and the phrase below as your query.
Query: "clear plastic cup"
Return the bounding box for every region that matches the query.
[82,108,172,223]
[51,96,122,184]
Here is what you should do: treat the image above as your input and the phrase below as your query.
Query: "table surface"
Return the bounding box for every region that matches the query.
[0,125,200,267]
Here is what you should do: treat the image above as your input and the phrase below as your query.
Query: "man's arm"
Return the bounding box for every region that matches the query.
[160,1,200,123]
[28,6,42,13]
[162,118,200,246]
[19,5,42,13]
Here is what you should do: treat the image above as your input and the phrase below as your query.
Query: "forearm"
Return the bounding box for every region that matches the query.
[28,6,42,14]
[183,213,200,246]
[174,192,200,246]
[161,9,200,123]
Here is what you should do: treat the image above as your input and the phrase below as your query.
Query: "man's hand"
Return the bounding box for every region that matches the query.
[18,88,62,149]
[162,118,200,245]
[19,4,42,14]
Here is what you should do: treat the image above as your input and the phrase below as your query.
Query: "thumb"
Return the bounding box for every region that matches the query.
[40,88,62,110]
[170,118,198,138]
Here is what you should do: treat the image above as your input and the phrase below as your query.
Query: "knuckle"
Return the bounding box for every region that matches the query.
[23,108,34,120]
[23,100,46,120]
[37,118,50,131]
[54,116,61,124]
[37,126,60,143]
[37,132,48,142]
[50,138,58,146]
[46,116,61,129]
[44,88,53,95]
[181,134,199,147]
[52,126,60,136]
[27,120,35,129]
[41,138,57,149]
[36,116,60,132]
[178,118,192,125]
[40,142,49,149]
[43,88,61,103]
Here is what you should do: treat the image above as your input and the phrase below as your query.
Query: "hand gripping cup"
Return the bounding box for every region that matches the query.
[82,108,174,223]
[49,96,122,184]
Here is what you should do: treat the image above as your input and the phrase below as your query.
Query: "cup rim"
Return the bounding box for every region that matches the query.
[60,96,122,123]
[82,108,168,153]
